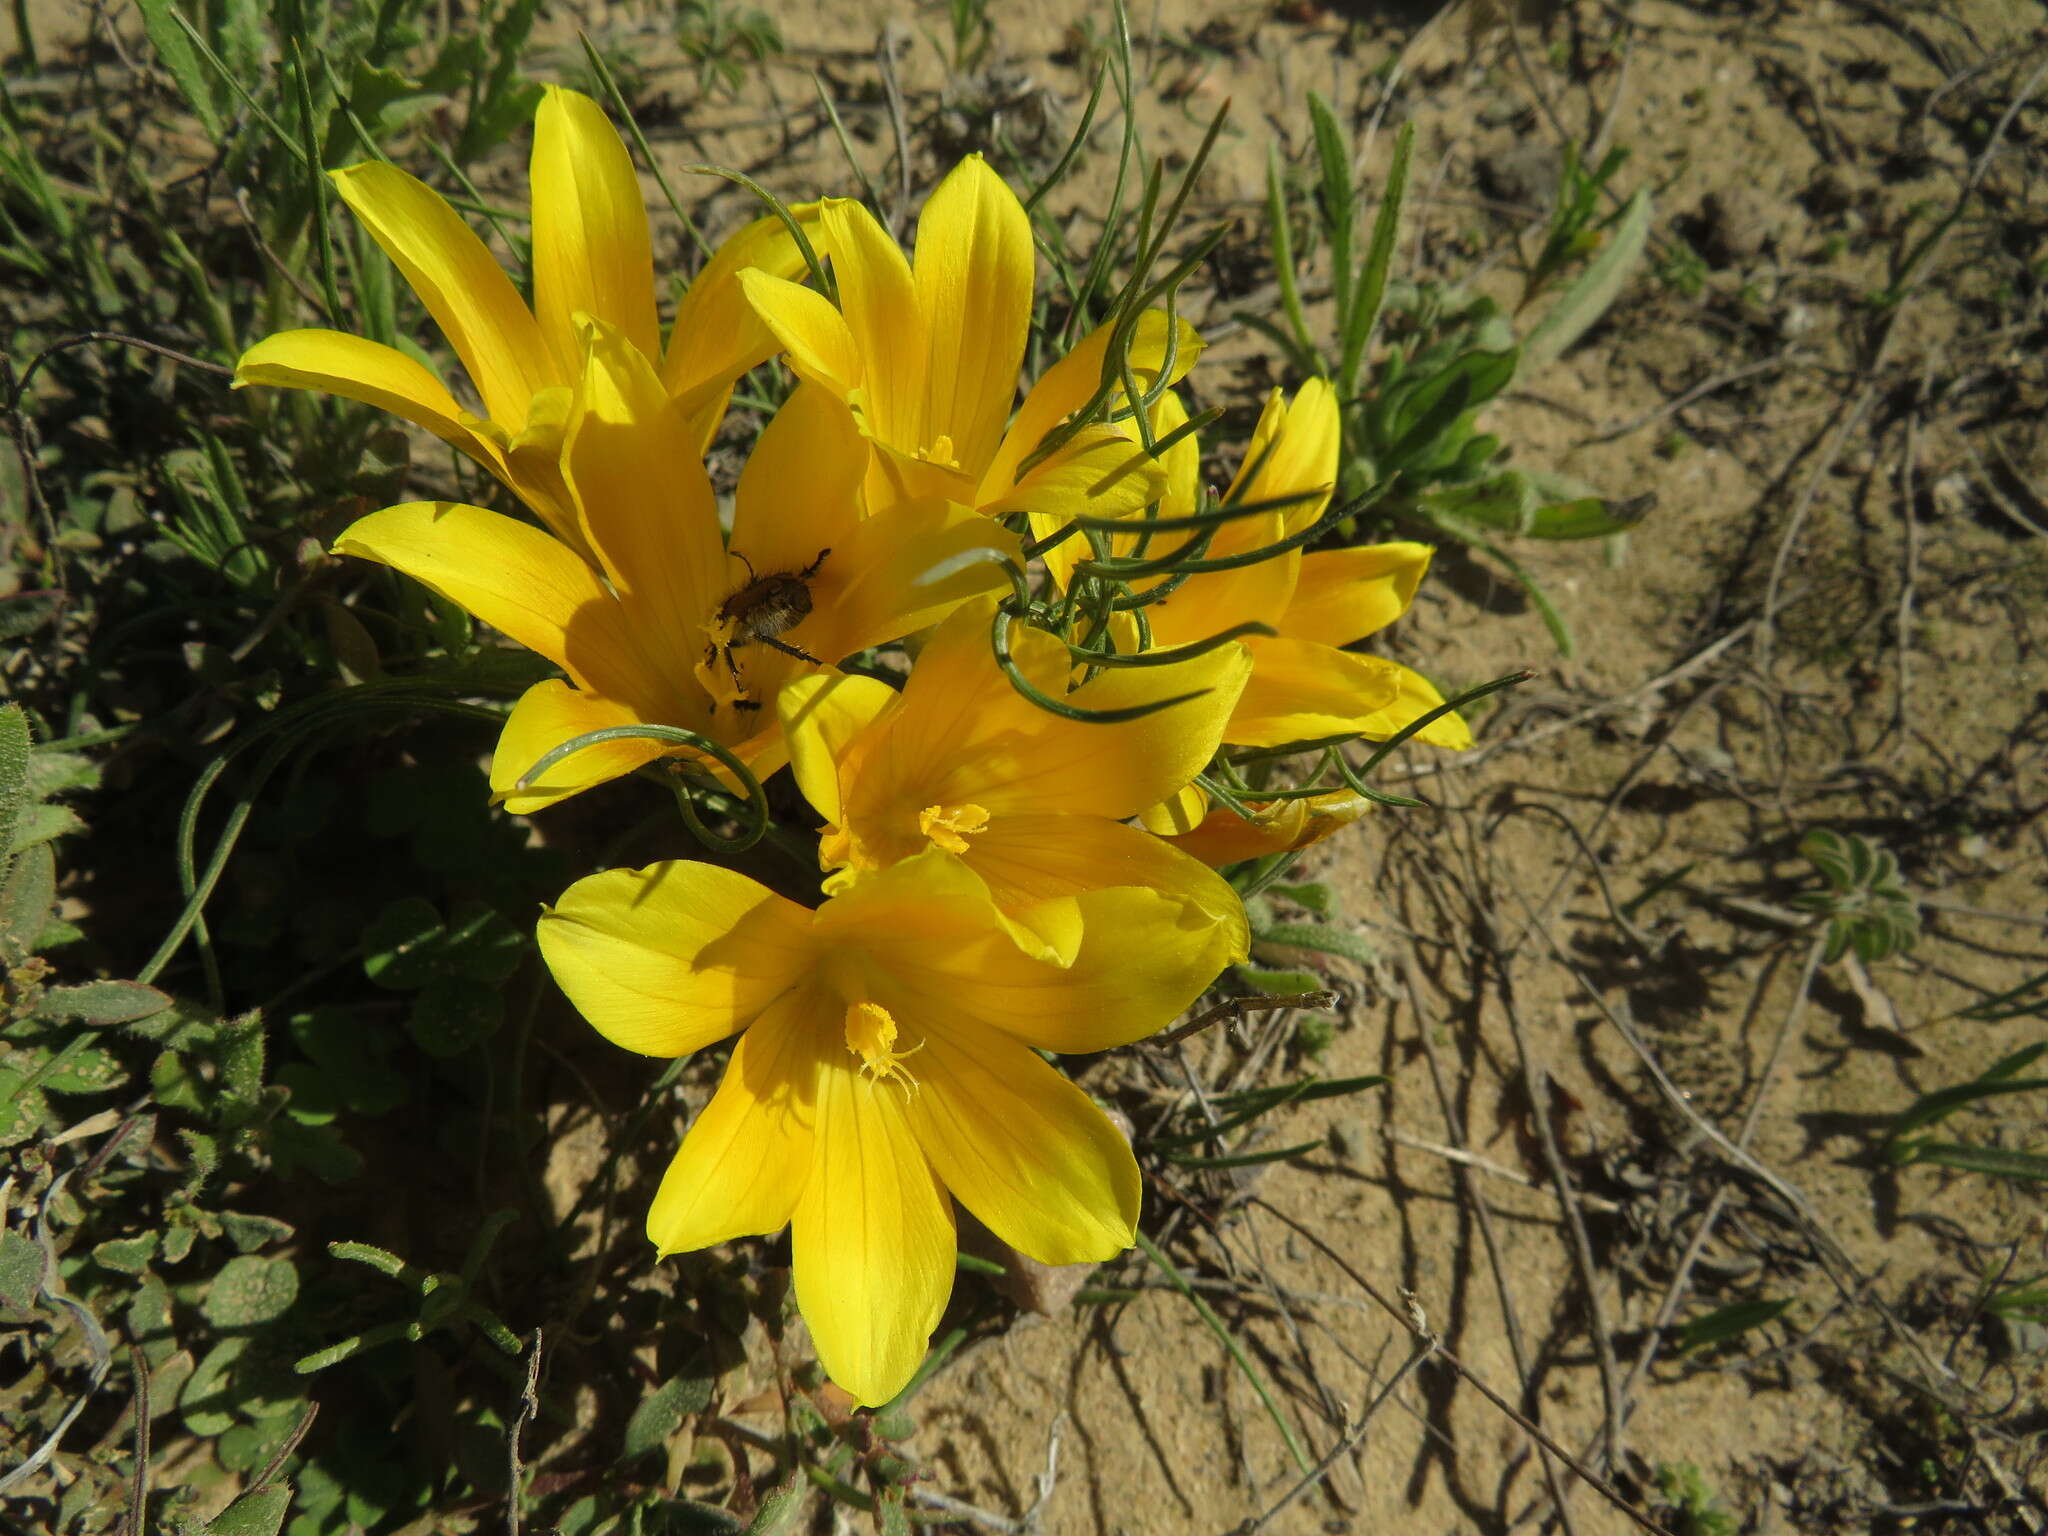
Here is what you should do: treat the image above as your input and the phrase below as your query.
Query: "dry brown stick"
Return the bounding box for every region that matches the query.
[1398,945,1582,1536]
[1575,357,1794,446]
[1753,387,1875,677]
[1527,926,2047,1527]
[1228,1316,1438,1536]
[1248,1197,1675,1536]
[1385,1129,1625,1216]
[1591,936,1825,1467]
[1490,961,1627,1481]
[1389,618,1757,782]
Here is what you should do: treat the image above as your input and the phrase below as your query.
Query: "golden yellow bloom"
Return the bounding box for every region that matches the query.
[334,340,1019,812]
[538,851,1239,1405]
[737,155,1185,527]
[1055,378,1472,751]
[777,600,1250,963]
[235,85,813,560]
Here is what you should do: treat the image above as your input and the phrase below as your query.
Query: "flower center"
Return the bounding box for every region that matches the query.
[918,802,991,855]
[914,434,960,470]
[843,1001,922,1091]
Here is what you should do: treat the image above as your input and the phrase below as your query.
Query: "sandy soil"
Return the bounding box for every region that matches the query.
[8,0,2041,1530]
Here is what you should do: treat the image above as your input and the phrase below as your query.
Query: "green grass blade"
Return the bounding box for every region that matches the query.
[1339,119,1412,400]
[1523,186,1651,370]
[1134,1231,1313,1474]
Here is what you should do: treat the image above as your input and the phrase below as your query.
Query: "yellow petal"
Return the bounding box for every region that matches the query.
[801,496,1020,665]
[982,309,1203,499]
[734,270,865,404]
[912,155,1033,479]
[825,854,1244,1054]
[538,861,817,1056]
[667,207,823,408]
[234,329,503,468]
[964,815,1246,944]
[778,672,899,828]
[1354,658,1473,749]
[333,500,662,701]
[531,86,660,375]
[502,383,597,564]
[1281,542,1434,649]
[563,321,728,699]
[648,989,827,1254]
[1226,380,1341,538]
[791,1056,954,1406]
[981,424,1167,533]
[729,383,869,582]
[1139,782,1209,837]
[907,1029,1138,1265]
[1139,525,1298,651]
[1225,635,1405,747]
[844,602,1245,826]
[817,196,923,449]
[330,161,551,424]
[490,679,666,814]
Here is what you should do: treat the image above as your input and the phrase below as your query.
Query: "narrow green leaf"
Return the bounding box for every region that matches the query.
[1523,186,1651,369]
[0,841,55,963]
[1165,1138,1323,1170]
[1255,921,1377,969]
[34,980,173,1027]
[1677,1298,1791,1353]
[1885,1053,2048,1145]
[1339,119,1413,398]
[1135,1231,1312,1473]
[134,0,225,136]
[0,703,29,877]
[1896,1140,2048,1183]
[745,1480,810,1536]
[623,1374,714,1459]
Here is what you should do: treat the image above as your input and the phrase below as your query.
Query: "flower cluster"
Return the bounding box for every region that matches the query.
[239,88,1469,1406]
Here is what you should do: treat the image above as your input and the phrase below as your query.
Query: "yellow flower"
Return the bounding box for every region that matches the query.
[1060,378,1472,751]
[736,155,1188,528]
[538,851,1236,1406]
[334,333,1020,813]
[776,600,1250,963]
[235,85,814,561]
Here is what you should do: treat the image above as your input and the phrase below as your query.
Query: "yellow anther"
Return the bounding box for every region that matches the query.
[844,1001,922,1091]
[918,802,991,855]
[915,434,960,469]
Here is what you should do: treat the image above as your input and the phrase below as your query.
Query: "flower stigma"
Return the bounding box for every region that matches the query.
[844,1001,923,1091]
[918,802,992,854]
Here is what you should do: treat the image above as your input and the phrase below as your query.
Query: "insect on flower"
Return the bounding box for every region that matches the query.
[708,547,831,708]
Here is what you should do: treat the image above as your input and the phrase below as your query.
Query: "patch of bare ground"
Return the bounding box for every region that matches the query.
[745,1,2047,1531]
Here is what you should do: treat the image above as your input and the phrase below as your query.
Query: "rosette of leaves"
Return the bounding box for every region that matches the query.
[1793,827,1919,964]
[1257,97,1656,654]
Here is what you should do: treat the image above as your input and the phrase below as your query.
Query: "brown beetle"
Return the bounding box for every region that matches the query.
[708,547,830,708]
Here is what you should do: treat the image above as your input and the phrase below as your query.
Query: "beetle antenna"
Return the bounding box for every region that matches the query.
[728,548,757,582]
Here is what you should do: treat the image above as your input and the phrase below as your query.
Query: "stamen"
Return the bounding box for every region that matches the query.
[844,1001,922,1091]
[918,802,991,855]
